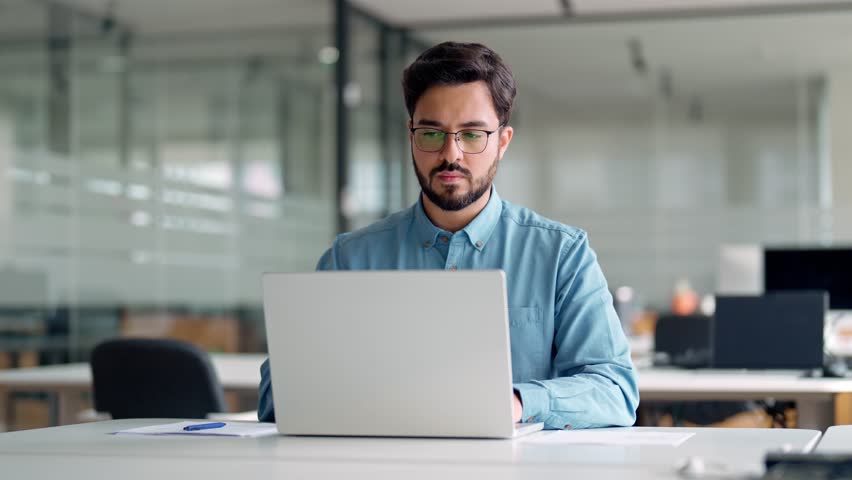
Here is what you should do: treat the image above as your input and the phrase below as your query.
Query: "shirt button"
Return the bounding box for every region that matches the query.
[423,241,431,248]
[564,424,572,429]
[449,266,457,271]
[440,236,449,243]
[475,241,483,248]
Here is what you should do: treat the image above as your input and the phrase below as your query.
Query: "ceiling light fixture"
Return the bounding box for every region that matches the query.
[318,46,339,65]
[628,37,647,76]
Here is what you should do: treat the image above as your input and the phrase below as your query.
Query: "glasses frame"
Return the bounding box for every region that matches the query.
[409,124,504,154]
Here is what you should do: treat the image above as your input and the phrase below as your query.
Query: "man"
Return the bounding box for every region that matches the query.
[258,41,638,429]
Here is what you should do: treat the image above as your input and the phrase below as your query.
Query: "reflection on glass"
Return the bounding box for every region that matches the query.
[0,0,336,431]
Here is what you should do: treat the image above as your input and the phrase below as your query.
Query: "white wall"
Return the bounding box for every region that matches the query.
[493,85,840,309]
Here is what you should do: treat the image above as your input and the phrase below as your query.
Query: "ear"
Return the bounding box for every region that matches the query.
[407,118,413,141]
[498,125,513,159]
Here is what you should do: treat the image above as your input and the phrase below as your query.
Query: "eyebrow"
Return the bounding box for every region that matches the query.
[415,119,491,129]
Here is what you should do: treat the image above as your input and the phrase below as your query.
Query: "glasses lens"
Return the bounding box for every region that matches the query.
[414,129,446,152]
[457,130,488,153]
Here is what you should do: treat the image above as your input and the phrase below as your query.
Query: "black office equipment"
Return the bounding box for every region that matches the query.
[91,338,227,419]
[712,292,827,370]
[653,314,712,368]
[763,452,852,479]
[764,247,852,310]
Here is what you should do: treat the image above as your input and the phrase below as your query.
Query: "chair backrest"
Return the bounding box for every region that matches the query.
[90,338,227,419]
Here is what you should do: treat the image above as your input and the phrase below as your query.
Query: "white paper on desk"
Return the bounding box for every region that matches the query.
[522,430,694,447]
[113,421,279,438]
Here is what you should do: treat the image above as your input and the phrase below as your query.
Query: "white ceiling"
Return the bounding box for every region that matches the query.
[570,0,852,15]
[4,0,852,114]
[351,0,852,25]
[415,10,852,112]
[351,0,565,25]
[55,0,330,35]
[4,0,844,36]
[0,0,329,38]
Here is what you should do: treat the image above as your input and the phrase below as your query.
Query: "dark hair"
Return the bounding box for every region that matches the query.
[402,42,517,126]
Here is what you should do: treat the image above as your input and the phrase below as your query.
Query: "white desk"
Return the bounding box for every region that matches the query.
[5,357,852,430]
[638,368,852,430]
[0,354,265,426]
[0,419,822,480]
[815,425,852,453]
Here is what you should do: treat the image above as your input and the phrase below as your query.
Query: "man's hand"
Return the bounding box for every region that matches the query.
[513,391,523,423]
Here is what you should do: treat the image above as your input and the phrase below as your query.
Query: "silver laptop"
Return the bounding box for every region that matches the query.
[262,270,544,439]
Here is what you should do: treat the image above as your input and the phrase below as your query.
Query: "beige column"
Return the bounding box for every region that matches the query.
[828,70,852,208]
[815,70,852,242]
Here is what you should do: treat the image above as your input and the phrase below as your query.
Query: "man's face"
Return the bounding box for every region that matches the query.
[409,81,513,212]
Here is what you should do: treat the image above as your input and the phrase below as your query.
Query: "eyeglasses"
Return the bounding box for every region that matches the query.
[410,125,503,154]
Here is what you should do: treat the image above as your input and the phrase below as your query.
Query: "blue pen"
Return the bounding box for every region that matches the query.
[183,422,226,431]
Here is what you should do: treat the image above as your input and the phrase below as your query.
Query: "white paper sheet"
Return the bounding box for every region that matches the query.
[113,421,279,438]
[522,430,694,447]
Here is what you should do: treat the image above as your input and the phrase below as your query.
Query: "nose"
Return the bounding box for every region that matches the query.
[439,133,463,164]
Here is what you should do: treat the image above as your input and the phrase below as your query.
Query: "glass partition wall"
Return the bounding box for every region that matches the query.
[0,0,369,430]
[0,0,416,431]
[341,7,417,228]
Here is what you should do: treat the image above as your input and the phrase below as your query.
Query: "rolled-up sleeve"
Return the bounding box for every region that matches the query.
[513,232,639,429]
[257,358,275,422]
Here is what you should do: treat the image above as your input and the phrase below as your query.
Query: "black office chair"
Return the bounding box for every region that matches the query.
[90,338,227,419]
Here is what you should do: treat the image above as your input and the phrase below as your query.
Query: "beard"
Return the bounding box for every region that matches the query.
[413,149,500,212]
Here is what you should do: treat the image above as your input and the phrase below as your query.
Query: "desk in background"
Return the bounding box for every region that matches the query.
[5,356,852,431]
[639,368,852,430]
[0,354,265,429]
[0,419,822,479]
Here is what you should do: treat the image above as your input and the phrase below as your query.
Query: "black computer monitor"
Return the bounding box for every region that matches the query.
[764,247,852,310]
[653,314,712,368]
[713,292,827,370]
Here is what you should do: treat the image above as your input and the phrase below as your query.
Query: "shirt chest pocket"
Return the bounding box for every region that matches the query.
[508,306,545,362]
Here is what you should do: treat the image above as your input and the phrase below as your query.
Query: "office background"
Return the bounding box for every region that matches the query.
[1,0,852,429]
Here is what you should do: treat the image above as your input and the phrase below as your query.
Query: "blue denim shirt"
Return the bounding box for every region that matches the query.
[258,188,638,429]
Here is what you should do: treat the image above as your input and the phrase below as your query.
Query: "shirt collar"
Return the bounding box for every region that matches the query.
[412,186,503,251]
[461,186,502,251]
[413,196,442,249]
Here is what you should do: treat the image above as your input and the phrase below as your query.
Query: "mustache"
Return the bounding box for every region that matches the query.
[430,161,471,178]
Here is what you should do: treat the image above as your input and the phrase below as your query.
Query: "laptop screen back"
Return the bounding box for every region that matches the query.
[262,270,517,438]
